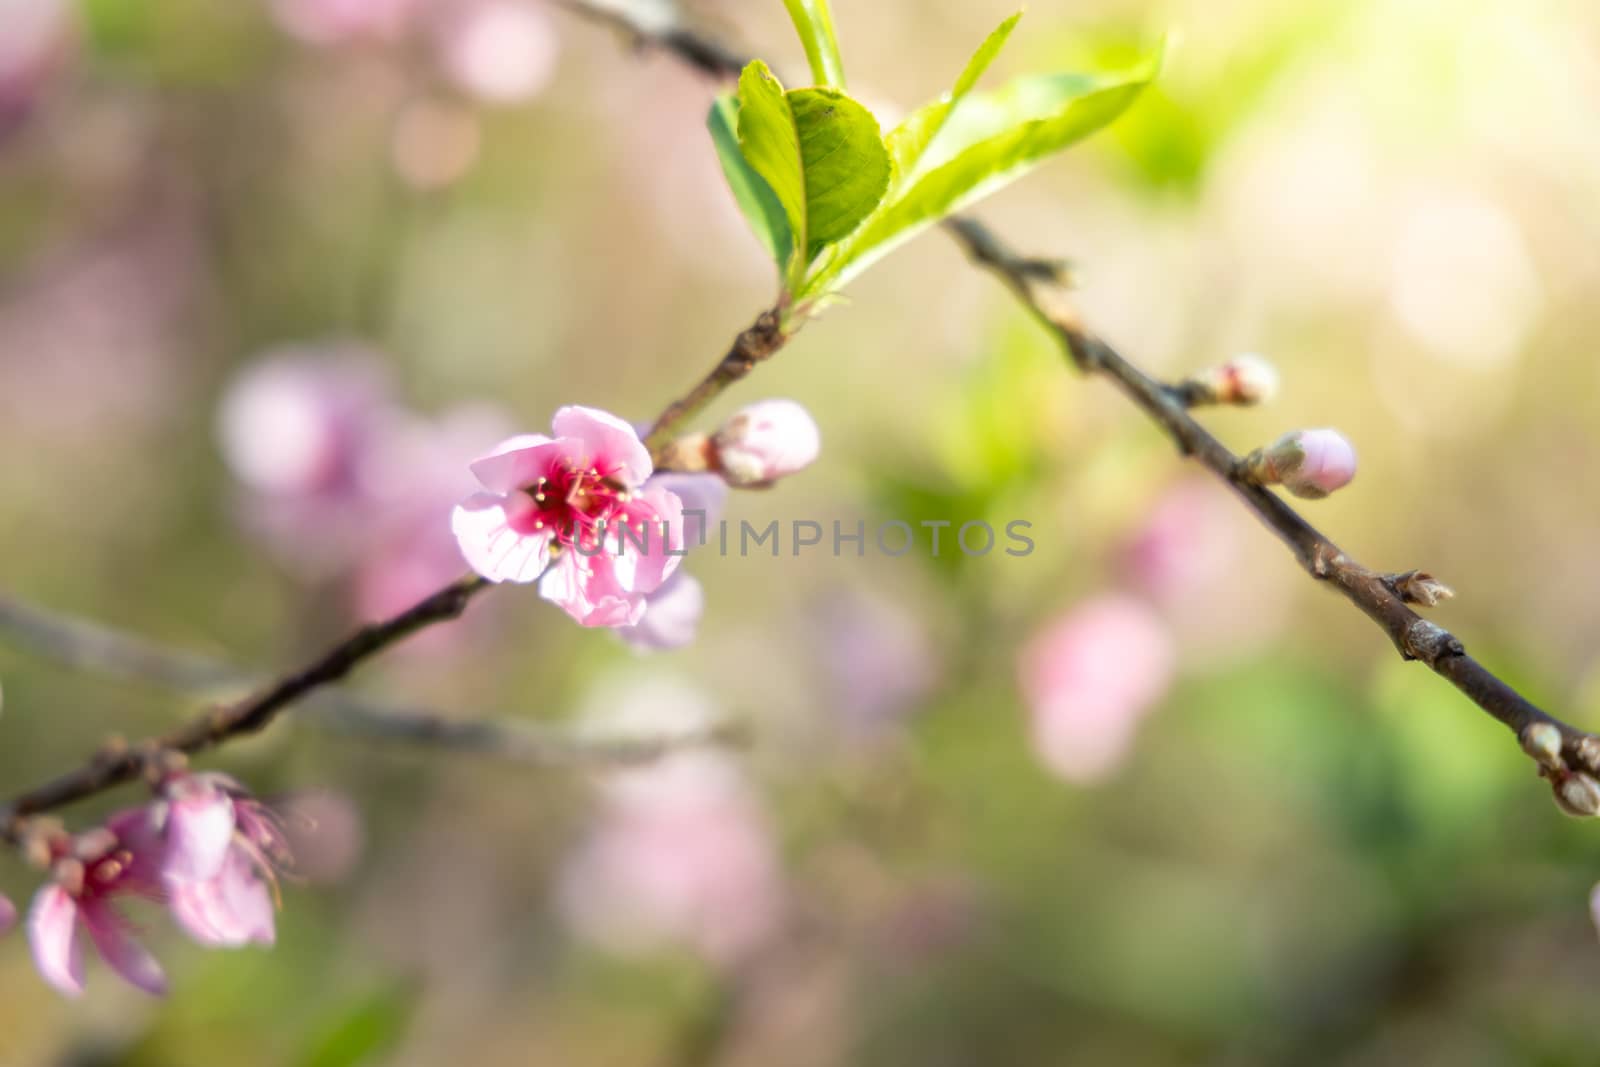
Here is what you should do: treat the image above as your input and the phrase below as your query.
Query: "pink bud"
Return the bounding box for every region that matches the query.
[712,399,820,486]
[0,894,15,937]
[1247,429,1357,499]
[1184,353,1279,406]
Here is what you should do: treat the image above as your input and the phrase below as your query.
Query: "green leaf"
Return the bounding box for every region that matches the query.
[806,51,1161,298]
[788,88,891,254]
[886,11,1022,186]
[708,94,794,274]
[781,0,847,88]
[733,61,891,290]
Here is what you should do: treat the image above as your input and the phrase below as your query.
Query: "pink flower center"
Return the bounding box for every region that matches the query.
[507,459,632,549]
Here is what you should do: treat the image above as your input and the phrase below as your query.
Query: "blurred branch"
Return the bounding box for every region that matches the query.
[554,0,1600,810]
[0,592,743,768]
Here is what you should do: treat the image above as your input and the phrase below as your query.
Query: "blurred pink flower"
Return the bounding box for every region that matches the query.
[218,348,391,500]
[0,0,73,142]
[452,406,685,627]
[1592,883,1600,942]
[218,348,514,632]
[713,399,821,487]
[1121,477,1292,659]
[559,753,783,967]
[1017,594,1176,785]
[0,894,16,936]
[558,676,782,966]
[28,811,170,997]
[436,0,558,104]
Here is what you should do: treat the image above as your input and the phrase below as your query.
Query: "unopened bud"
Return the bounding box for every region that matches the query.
[1555,772,1600,818]
[1521,722,1564,769]
[1577,735,1600,774]
[1394,571,1455,607]
[1243,429,1357,499]
[712,399,820,487]
[1180,354,1280,406]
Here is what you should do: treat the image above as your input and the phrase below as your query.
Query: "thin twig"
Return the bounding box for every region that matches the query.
[643,309,786,459]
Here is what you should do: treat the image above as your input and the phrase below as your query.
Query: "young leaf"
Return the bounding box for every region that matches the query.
[886,11,1022,185]
[788,88,891,255]
[736,61,809,281]
[734,61,891,290]
[781,0,847,88]
[807,54,1160,297]
[708,94,794,274]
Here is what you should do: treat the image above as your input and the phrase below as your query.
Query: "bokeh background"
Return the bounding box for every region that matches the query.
[2,0,1600,1062]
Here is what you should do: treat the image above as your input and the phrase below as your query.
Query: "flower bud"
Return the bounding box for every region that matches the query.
[1394,571,1455,607]
[1577,734,1600,775]
[1181,354,1280,406]
[1521,722,1563,770]
[1555,772,1600,818]
[712,400,820,487]
[1243,429,1357,499]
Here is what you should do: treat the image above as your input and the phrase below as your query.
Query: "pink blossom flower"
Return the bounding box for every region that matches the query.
[27,812,170,997]
[1017,594,1176,785]
[712,399,821,486]
[154,774,289,949]
[452,406,685,627]
[1247,429,1358,499]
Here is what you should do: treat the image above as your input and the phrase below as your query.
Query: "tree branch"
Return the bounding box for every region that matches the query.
[549,0,1600,805]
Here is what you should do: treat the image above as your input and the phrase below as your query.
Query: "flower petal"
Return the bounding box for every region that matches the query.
[451,492,551,583]
[162,784,237,883]
[619,573,705,652]
[552,406,652,486]
[609,484,685,596]
[169,850,276,948]
[539,552,645,628]
[83,908,168,996]
[27,885,85,997]
[646,473,725,548]
[467,433,559,493]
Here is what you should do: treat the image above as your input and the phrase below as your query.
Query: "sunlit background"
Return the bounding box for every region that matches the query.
[2,0,1600,1062]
